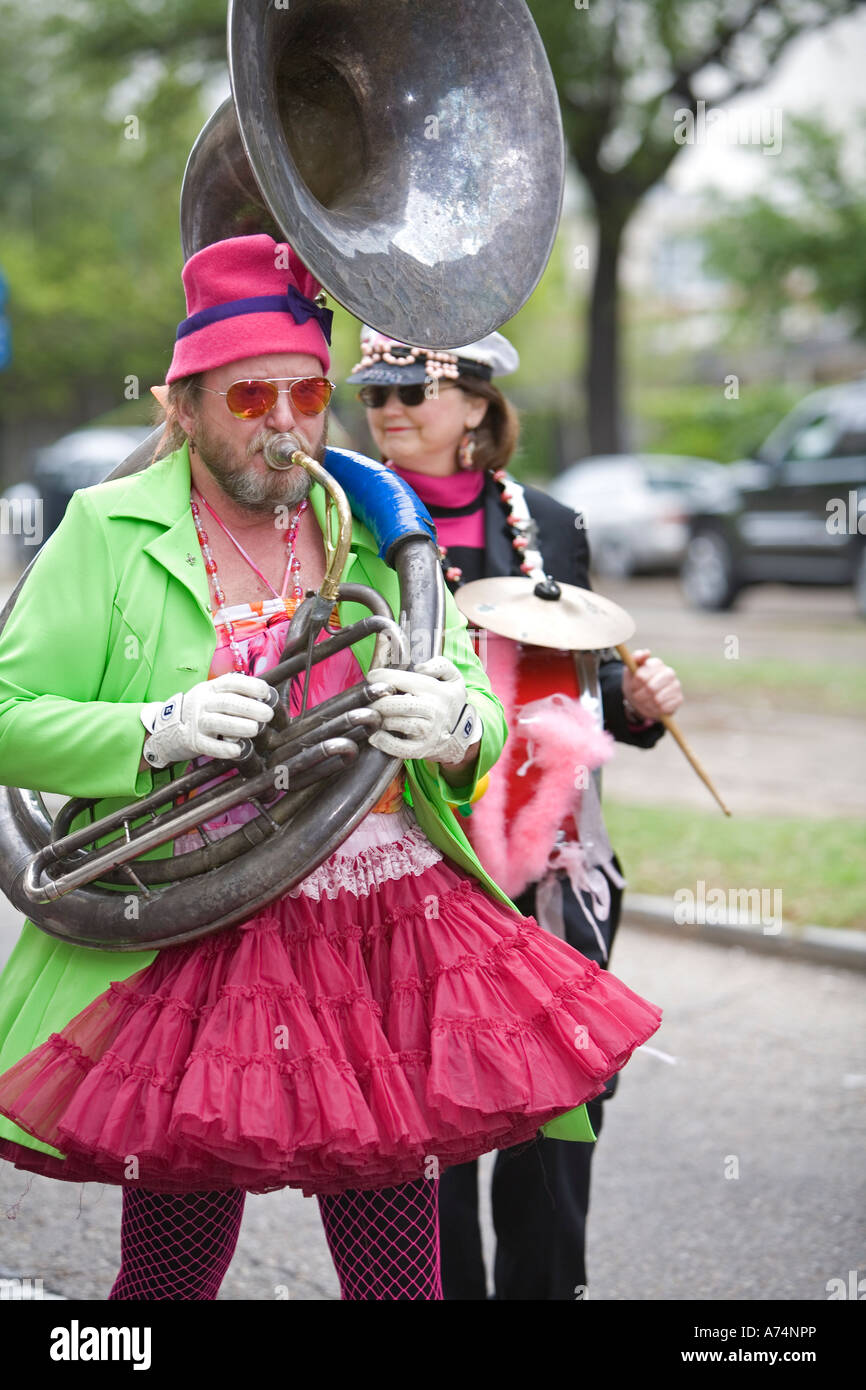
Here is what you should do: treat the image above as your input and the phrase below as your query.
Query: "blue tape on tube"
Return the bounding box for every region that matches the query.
[323,447,438,563]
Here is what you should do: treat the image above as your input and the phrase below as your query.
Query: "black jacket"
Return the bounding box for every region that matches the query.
[481,475,665,751]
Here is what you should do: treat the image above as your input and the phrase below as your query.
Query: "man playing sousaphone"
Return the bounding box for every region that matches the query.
[0,235,661,1301]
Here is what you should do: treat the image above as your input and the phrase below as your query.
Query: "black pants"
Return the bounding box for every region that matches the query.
[440,1096,607,1300]
[439,860,623,1301]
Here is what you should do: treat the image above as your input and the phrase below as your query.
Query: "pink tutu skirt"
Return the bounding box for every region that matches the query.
[0,811,661,1197]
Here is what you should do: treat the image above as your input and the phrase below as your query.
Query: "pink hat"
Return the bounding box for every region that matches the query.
[166,234,332,383]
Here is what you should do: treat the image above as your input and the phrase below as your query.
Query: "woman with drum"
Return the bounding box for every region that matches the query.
[348,327,684,1300]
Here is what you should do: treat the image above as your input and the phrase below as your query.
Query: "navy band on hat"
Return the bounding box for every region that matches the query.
[177,287,333,345]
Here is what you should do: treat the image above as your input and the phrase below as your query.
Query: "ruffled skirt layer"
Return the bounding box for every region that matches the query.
[0,834,661,1196]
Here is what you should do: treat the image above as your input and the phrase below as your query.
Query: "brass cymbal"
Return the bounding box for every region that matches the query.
[454,576,636,650]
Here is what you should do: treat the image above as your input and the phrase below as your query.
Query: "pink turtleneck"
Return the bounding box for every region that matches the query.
[387,462,486,550]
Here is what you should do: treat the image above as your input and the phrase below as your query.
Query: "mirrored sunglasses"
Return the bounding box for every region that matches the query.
[195,377,335,419]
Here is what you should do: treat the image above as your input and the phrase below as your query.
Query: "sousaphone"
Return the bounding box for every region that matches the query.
[0,0,565,950]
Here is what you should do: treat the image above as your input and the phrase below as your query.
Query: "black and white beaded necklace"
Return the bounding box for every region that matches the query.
[435,468,547,591]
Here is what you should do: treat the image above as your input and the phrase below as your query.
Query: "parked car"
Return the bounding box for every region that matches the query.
[548,454,732,578]
[680,381,866,615]
[1,426,153,572]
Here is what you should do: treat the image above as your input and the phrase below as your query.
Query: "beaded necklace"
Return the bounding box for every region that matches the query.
[190,487,308,674]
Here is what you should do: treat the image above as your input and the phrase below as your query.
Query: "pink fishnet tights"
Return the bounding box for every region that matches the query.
[108,1188,246,1301]
[317,1178,442,1301]
[107,1179,442,1301]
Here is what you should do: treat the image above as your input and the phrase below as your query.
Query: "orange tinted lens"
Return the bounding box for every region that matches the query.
[289,378,332,416]
[225,380,277,418]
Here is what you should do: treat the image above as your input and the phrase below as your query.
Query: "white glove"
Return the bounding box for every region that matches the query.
[367,656,482,764]
[140,674,276,770]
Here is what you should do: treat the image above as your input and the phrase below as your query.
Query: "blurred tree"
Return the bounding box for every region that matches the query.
[696,113,866,341]
[633,381,803,460]
[0,0,222,436]
[526,0,863,452]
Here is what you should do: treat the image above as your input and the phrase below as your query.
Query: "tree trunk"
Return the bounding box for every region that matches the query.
[586,208,626,455]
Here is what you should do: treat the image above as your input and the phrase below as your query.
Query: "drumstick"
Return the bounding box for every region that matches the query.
[616,642,732,817]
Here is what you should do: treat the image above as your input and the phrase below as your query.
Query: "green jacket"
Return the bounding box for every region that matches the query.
[0,441,512,1158]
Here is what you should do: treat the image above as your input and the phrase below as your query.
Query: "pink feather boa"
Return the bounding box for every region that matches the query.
[465,637,614,900]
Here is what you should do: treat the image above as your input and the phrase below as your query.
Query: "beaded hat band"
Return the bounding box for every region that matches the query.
[348,328,519,387]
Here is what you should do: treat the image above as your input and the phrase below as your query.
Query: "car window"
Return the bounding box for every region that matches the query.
[562,470,634,494]
[832,400,866,456]
[645,474,697,491]
[832,428,866,457]
[783,414,841,462]
[758,405,818,463]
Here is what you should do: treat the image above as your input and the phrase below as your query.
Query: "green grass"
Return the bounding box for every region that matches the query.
[663,655,866,719]
[604,802,866,931]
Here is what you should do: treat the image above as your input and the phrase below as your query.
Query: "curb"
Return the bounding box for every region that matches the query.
[621,893,866,972]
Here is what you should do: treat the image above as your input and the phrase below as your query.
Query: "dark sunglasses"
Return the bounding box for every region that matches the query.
[194,376,335,419]
[357,382,458,409]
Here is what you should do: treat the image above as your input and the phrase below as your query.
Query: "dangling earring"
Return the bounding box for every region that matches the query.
[188,436,197,455]
[458,430,477,470]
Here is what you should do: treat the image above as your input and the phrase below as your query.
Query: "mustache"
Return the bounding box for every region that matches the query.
[247,427,281,458]
[247,427,324,464]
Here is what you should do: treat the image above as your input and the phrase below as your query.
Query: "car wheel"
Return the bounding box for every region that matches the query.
[854,546,866,620]
[681,530,741,611]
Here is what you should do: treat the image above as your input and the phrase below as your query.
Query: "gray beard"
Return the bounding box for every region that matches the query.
[192,420,328,516]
